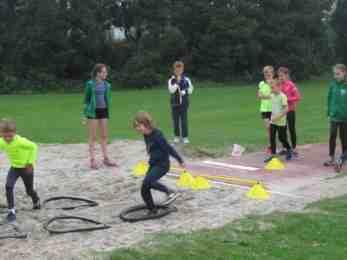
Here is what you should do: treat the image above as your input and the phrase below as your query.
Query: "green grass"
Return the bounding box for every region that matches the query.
[0,79,329,152]
[106,196,347,260]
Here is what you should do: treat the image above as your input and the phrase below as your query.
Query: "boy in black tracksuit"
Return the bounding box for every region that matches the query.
[168,61,194,144]
[133,111,185,214]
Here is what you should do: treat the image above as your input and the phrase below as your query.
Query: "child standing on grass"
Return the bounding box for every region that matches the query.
[168,61,194,144]
[0,119,41,222]
[257,66,274,153]
[264,79,292,162]
[83,63,118,169]
[278,67,301,157]
[133,111,184,215]
[324,64,347,169]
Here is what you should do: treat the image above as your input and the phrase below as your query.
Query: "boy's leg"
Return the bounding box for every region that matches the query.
[20,169,40,205]
[5,168,20,210]
[141,166,169,210]
[329,121,338,158]
[181,106,189,139]
[171,106,181,138]
[287,111,297,150]
[278,125,291,150]
[339,122,347,157]
[270,124,277,155]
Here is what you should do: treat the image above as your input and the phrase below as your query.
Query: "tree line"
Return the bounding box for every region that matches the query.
[0,0,345,93]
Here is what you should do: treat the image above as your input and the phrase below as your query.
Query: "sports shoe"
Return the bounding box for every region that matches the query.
[183,138,190,144]
[335,159,343,173]
[6,211,16,222]
[173,137,180,144]
[286,150,292,161]
[323,158,335,167]
[33,199,41,210]
[162,192,180,206]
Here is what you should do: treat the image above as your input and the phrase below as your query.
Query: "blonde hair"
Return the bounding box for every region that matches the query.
[263,65,274,74]
[133,111,155,130]
[0,118,16,133]
[333,64,347,73]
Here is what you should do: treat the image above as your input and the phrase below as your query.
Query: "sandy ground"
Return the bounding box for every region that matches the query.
[0,140,347,260]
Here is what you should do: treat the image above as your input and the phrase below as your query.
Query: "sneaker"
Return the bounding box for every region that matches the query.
[173,137,180,144]
[335,159,343,173]
[6,211,16,222]
[323,158,335,167]
[278,150,287,156]
[264,155,274,163]
[183,138,190,144]
[286,150,292,161]
[162,192,180,206]
[33,199,41,210]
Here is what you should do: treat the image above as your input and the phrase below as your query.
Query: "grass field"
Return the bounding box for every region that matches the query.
[107,196,347,260]
[0,79,329,153]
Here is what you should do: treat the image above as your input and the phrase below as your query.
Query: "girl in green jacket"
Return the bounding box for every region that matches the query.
[83,64,117,169]
[324,64,347,167]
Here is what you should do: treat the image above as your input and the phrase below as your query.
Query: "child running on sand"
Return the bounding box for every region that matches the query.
[0,119,41,222]
[133,111,184,215]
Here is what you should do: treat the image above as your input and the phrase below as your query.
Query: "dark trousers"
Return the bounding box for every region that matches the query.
[329,121,347,158]
[287,111,297,149]
[6,167,39,209]
[141,165,170,210]
[270,124,291,155]
[172,105,189,138]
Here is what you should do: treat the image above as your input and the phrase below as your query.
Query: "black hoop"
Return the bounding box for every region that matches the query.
[43,216,111,234]
[43,196,98,210]
[119,204,177,223]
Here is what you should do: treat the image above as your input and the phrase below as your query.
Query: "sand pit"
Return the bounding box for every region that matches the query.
[1,141,347,260]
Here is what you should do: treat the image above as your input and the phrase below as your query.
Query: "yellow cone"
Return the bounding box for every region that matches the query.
[265,157,285,170]
[133,161,149,177]
[176,171,195,188]
[246,183,270,200]
[192,176,212,190]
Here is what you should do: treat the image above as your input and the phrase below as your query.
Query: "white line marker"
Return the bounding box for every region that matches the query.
[203,160,260,171]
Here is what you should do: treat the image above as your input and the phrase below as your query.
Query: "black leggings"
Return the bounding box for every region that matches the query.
[6,167,40,209]
[172,105,189,138]
[287,111,297,149]
[270,124,291,155]
[329,121,347,157]
[141,165,170,210]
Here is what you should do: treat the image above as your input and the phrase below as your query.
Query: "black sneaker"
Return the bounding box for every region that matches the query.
[286,150,292,161]
[6,212,16,222]
[324,159,335,167]
[33,199,41,210]
[335,159,343,173]
[162,192,180,206]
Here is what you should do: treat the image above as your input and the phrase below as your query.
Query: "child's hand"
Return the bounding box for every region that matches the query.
[25,164,33,174]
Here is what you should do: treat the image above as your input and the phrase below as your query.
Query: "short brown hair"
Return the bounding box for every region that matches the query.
[278,66,290,75]
[333,64,347,73]
[133,111,155,130]
[0,118,16,133]
[91,63,107,78]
